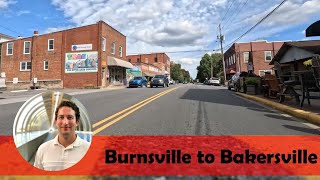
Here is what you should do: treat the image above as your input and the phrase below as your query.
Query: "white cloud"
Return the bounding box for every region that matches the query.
[45,25,75,34]
[47,0,320,78]
[16,10,30,16]
[0,0,16,10]
[177,58,198,65]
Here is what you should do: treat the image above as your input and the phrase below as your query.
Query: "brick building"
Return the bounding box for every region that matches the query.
[126,53,171,77]
[224,40,284,79]
[0,21,133,89]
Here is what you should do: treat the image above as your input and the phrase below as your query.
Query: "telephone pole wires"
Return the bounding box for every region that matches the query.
[218,24,226,84]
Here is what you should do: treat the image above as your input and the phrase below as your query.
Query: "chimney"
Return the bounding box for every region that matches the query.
[33,31,38,36]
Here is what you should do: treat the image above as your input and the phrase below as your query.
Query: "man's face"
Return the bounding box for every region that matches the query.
[55,106,79,137]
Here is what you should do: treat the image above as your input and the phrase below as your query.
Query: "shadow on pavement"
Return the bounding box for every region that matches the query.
[180,89,263,109]
[283,125,320,135]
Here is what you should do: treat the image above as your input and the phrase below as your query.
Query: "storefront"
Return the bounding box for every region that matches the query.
[107,56,133,86]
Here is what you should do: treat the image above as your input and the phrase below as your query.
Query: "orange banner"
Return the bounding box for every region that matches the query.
[0,136,319,176]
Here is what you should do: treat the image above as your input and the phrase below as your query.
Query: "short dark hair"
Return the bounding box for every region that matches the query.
[55,101,80,121]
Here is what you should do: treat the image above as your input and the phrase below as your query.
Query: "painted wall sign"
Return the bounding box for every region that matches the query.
[65,52,98,73]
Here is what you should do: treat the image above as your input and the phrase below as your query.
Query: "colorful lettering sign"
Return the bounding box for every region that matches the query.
[65,52,98,73]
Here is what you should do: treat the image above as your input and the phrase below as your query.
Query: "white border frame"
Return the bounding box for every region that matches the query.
[264,51,272,61]
[6,42,13,55]
[24,41,31,54]
[48,39,54,51]
[43,61,49,70]
[20,61,31,71]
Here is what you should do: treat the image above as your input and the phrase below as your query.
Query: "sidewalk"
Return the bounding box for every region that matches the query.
[236,91,320,125]
[0,85,127,105]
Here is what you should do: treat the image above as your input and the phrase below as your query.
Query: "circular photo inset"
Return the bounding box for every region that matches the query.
[13,91,92,171]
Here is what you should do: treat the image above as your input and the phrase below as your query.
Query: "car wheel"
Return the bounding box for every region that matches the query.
[150,85,153,88]
[228,86,231,90]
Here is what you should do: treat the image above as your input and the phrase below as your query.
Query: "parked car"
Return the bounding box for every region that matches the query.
[228,72,248,91]
[150,75,169,88]
[207,77,220,86]
[129,76,147,88]
[169,79,174,85]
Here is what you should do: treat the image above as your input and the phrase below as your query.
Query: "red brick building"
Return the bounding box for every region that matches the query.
[0,21,133,89]
[224,40,284,79]
[126,53,171,77]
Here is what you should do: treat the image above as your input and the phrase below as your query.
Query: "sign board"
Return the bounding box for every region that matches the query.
[247,62,253,71]
[71,44,92,51]
[65,52,98,73]
[13,78,18,84]
[0,72,5,78]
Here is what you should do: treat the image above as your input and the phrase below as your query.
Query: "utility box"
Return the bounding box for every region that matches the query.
[0,77,6,92]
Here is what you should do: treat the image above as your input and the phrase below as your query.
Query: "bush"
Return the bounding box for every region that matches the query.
[245,77,259,86]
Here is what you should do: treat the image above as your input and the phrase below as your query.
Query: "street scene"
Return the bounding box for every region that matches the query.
[0,0,320,177]
[0,84,319,136]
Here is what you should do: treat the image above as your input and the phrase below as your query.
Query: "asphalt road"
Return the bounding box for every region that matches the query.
[1,84,319,136]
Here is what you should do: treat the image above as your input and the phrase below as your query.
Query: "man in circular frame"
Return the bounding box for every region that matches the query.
[34,101,90,171]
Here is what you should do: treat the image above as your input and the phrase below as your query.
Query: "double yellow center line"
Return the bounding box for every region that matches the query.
[92,87,179,135]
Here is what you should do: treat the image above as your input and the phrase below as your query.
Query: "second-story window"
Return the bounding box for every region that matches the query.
[265,51,272,61]
[119,46,122,57]
[24,41,31,54]
[154,57,158,63]
[7,42,13,55]
[102,37,106,51]
[48,39,54,51]
[111,42,115,54]
[128,59,131,62]
[243,52,249,63]
[137,58,141,63]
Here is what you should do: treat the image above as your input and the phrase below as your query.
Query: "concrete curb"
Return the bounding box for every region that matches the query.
[235,92,320,126]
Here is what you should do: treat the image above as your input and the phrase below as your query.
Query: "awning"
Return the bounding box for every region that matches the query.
[228,69,236,74]
[107,56,134,69]
[142,72,155,77]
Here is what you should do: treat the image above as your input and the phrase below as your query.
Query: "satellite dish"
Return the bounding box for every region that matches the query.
[306,20,320,37]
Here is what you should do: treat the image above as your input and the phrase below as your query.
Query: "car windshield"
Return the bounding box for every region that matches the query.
[133,77,142,80]
[154,75,164,78]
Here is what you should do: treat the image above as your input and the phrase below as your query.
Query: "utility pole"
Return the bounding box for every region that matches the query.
[218,24,227,85]
[210,55,213,79]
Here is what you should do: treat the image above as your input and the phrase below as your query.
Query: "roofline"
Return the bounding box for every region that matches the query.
[0,33,15,40]
[235,40,287,44]
[127,52,168,56]
[99,21,126,37]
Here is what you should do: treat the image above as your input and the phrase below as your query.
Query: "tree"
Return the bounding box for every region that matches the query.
[170,62,191,83]
[196,53,223,83]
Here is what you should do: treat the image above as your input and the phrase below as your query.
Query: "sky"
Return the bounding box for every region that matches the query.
[0,0,319,78]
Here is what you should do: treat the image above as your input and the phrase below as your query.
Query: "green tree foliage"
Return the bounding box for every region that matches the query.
[196,53,223,82]
[170,62,191,83]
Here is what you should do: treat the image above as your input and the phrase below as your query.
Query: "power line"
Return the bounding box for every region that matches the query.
[127,49,214,55]
[223,0,288,49]
[222,0,249,30]
[0,24,22,36]
[220,0,237,24]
